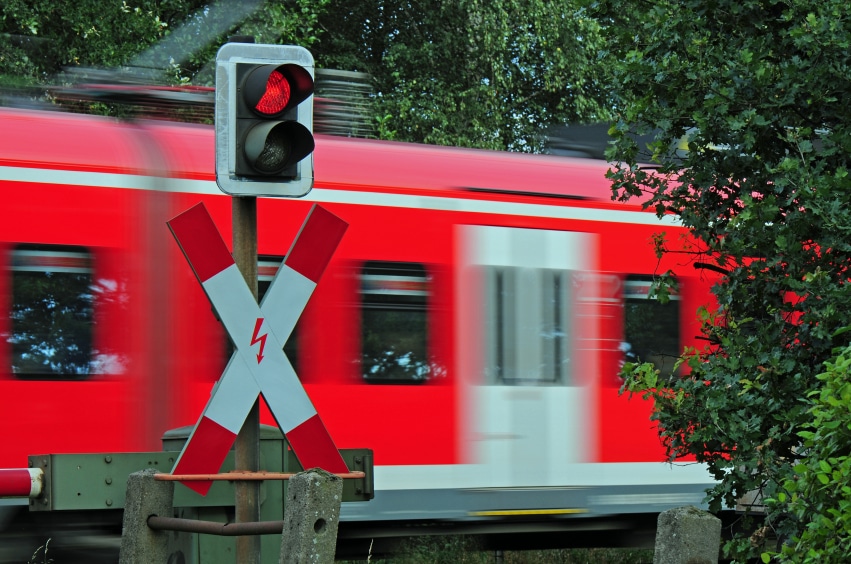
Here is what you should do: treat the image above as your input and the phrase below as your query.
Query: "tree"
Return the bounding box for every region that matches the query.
[781,346,851,562]
[590,0,851,560]
[0,0,327,88]
[0,0,204,85]
[4,1,609,151]
[166,0,330,86]
[312,0,614,151]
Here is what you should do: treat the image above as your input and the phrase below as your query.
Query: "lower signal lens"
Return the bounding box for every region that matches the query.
[243,121,314,176]
[254,127,291,173]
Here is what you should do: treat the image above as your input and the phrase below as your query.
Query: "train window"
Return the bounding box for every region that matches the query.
[8,245,95,378]
[484,266,572,385]
[258,256,299,373]
[360,261,430,383]
[622,276,681,377]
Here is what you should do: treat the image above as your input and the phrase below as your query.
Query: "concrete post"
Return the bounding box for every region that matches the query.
[280,468,343,563]
[654,505,722,564]
[119,469,174,564]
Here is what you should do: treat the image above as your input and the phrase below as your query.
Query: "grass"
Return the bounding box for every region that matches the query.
[29,539,53,564]
[340,536,653,563]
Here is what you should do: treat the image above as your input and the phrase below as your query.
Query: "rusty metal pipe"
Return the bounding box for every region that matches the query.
[154,470,365,481]
[147,515,284,536]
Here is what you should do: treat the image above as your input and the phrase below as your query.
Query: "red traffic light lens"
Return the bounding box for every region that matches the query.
[242,64,313,118]
[254,70,291,116]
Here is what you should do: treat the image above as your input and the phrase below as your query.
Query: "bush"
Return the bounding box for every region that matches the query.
[771,343,851,562]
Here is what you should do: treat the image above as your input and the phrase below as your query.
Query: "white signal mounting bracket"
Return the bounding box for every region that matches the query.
[215,43,315,198]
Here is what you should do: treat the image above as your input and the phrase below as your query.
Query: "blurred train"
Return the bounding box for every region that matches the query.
[0,106,718,555]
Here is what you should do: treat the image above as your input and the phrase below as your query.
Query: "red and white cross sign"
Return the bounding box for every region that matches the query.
[167,202,349,495]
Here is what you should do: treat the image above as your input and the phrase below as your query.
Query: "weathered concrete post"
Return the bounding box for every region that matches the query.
[280,468,343,563]
[119,469,174,564]
[654,505,722,564]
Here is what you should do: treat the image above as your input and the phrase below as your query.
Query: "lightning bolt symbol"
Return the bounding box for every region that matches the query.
[250,317,267,364]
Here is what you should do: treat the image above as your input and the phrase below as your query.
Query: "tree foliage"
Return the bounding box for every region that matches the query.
[0,0,327,87]
[591,0,851,560]
[314,0,613,150]
[169,0,329,86]
[1,0,204,84]
[779,345,851,562]
[2,0,612,151]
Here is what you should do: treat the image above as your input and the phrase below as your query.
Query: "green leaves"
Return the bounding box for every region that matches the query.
[0,0,333,91]
[313,0,614,151]
[770,345,851,562]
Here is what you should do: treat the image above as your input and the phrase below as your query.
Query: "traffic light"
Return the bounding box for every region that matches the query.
[215,43,315,197]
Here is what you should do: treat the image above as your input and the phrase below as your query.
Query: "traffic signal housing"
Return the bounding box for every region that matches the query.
[215,43,315,197]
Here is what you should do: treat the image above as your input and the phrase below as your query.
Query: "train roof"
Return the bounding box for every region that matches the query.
[315,135,614,200]
[0,107,616,201]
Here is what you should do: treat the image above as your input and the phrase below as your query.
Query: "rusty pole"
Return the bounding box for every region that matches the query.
[232,195,261,563]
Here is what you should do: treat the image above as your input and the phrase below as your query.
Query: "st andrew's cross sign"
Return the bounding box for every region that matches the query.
[167,202,349,495]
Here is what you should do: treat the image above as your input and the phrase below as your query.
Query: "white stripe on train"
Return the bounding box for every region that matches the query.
[0,165,680,227]
[371,461,712,491]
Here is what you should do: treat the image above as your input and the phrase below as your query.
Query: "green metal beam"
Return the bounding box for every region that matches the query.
[27,446,373,512]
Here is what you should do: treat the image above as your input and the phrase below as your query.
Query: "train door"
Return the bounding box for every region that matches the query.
[456,225,598,486]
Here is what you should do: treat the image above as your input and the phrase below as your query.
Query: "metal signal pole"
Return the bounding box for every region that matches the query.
[232,195,261,563]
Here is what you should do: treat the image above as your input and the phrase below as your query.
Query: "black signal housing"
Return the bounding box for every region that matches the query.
[215,44,315,197]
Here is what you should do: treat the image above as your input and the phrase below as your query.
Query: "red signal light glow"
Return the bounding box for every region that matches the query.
[254,71,291,115]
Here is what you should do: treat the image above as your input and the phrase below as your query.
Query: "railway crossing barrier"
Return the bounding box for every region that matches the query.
[1,425,372,563]
[0,468,43,499]
[0,202,369,562]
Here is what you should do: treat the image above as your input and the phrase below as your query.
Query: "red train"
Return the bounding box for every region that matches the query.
[0,106,716,539]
